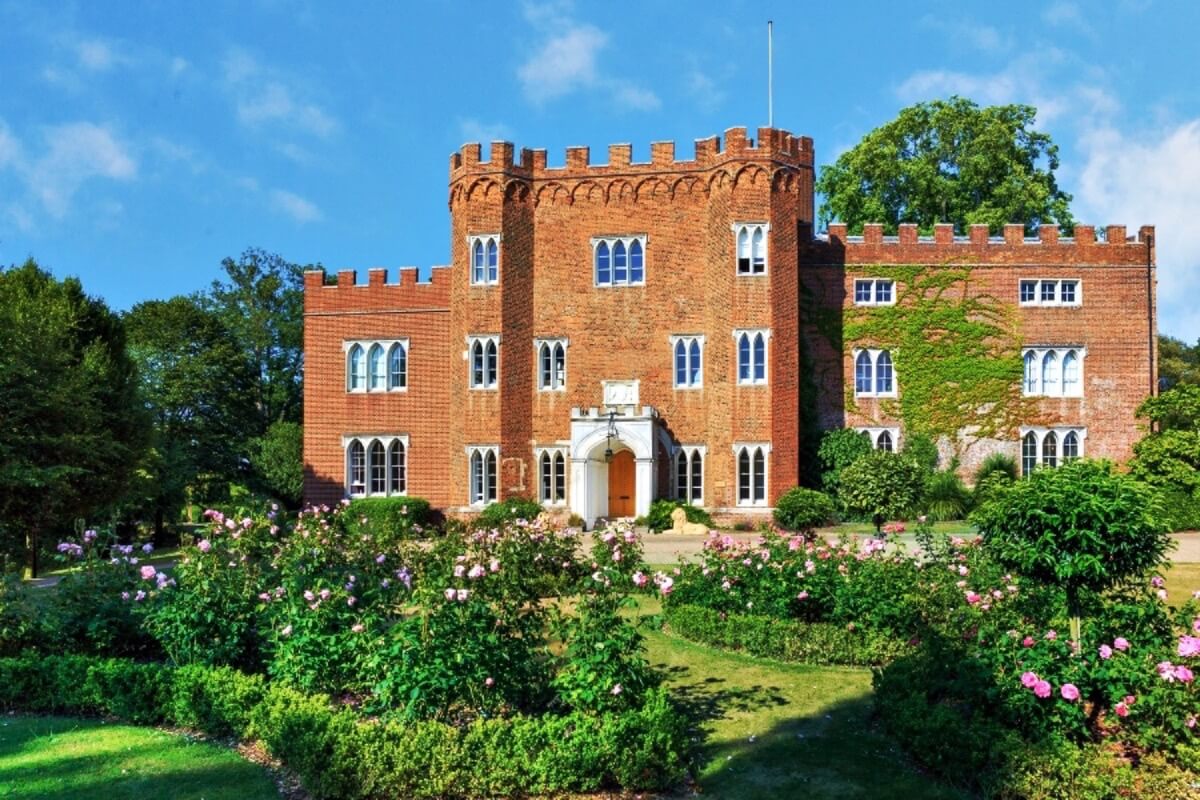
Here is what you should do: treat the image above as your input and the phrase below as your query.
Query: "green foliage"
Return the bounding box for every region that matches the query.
[973,460,1172,611]
[902,432,940,471]
[923,469,972,522]
[817,428,872,495]
[552,592,659,713]
[345,496,434,542]
[1159,334,1200,390]
[475,496,543,528]
[816,96,1073,234]
[250,420,304,506]
[644,499,713,533]
[976,451,1019,484]
[664,604,907,666]
[1138,384,1200,431]
[0,574,40,656]
[773,487,836,531]
[839,450,925,526]
[1131,430,1200,496]
[0,260,148,575]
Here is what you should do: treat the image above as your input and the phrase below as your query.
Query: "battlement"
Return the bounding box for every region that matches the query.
[303,266,451,314]
[449,126,813,183]
[808,223,1155,267]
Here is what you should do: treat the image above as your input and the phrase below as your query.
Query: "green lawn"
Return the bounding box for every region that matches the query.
[0,716,279,800]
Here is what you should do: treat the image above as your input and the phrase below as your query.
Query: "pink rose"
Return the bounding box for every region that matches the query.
[1022,636,1035,648]
[1099,644,1113,660]
[965,591,981,605]
[140,565,157,581]
[1115,702,1129,718]
[1020,671,1039,689]
[1045,630,1057,641]
[443,588,456,601]
[485,677,494,688]
[1033,680,1052,698]
[1060,683,1080,701]
[1113,637,1130,651]
[1175,665,1194,683]
[797,590,809,600]
[611,683,623,696]
[1179,636,1200,658]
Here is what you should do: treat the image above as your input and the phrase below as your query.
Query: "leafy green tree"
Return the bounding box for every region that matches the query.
[902,432,940,472]
[0,261,148,576]
[838,450,925,530]
[251,420,304,507]
[1159,335,1200,390]
[1129,386,1200,530]
[816,96,1074,234]
[818,428,873,497]
[202,248,308,434]
[124,297,257,535]
[773,487,836,532]
[972,459,1171,643]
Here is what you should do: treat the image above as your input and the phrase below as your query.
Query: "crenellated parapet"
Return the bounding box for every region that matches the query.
[806,223,1155,266]
[448,126,814,207]
[303,266,451,314]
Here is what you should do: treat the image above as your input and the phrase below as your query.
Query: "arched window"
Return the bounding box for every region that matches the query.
[1042,351,1059,395]
[737,448,751,503]
[736,445,768,505]
[348,344,365,391]
[537,450,567,504]
[738,334,751,382]
[369,440,386,494]
[753,333,766,382]
[470,450,484,503]
[1062,350,1079,395]
[553,343,565,388]
[752,448,766,503]
[690,450,703,503]
[388,440,406,494]
[540,451,552,503]
[388,343,406,389]
[675,340,687,386]
[472,239,485,284]
[675,450,689,501]
[368,344,385,390]
[486,238,498,283]
[736,227,750,273]
[1042,431,1058,467]
[553,451,565,502]
[540,343,552,388]
[751,227,765,273]
[613,240,628,284]
[595,241,611,285]
[855,351,873,394]
[485,340,498,387]
[629,240,644,283]
[484,449,497,502]
[877,430,893,452]
[1022,432,1038,476]
[876,351,894,394]
[471,340,485,387]
[348,440,365,495]
[1063,431,1079,461]
[688,339,701,385]
[1024,350,1038,394]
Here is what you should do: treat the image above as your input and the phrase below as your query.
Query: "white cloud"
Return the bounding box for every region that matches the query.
[686,69,726,114]
[77,39,117,71]
[271,189,322,223]
[517,6,659,111]
[29,122,137,217]
[1075,120,1200,340]
[458,118,513,144]
[919,15,1011,54]
[223,49,338,138]
[0,123,21,169]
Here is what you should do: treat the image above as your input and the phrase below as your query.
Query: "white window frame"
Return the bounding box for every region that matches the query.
[733,328,771,386]
[342,434,409,498]
[467,234,501,286]
[856,426,900,452]
[732,222,769,276]
[1019,427,1086,475]
[853,278,897,306]
[535,337,568,391]
[592,235,647,287]
[674,445,706,505]
[670,334,705,389]
[344,339,410,394]
[467,335,500,390]
[852,348,898,398]
[466,445,499,506]
[1022,346,1086,397]
[1018,278,1083,308]
[732,443,771,507]
[534,445,568,506]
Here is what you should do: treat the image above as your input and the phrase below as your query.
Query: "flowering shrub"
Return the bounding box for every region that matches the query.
[344,496,433,542]
[772,486,836,532]
[0,574,39,656]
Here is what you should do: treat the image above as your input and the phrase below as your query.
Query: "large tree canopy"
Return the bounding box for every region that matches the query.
[816,96,1074,235]
[1159,335,1200,390]
[0,261,148,575]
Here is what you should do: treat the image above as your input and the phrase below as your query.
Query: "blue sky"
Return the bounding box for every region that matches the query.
[2,0,1199,338]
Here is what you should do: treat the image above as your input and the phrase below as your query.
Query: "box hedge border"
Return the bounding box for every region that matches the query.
[663,603,909,666]
[0,654,688,799]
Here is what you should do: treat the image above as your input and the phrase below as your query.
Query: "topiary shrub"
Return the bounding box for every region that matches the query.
[346,497,434,542]
[922,469,972,522]
[902,432,940,472]
[975,451,1018,485]
[818,428,873,496]
[838,450,925,530]
[773,487,836,532]
[474,497,543,529]
[644,500,713,533]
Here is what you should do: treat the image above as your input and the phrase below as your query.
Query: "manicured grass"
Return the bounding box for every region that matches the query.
[629,597,963,800]
[1165,561,1200,602]
[0,716,279,800]
[818,520,975,537]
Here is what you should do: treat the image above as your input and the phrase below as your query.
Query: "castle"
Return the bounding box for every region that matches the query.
[302,126,1157,527]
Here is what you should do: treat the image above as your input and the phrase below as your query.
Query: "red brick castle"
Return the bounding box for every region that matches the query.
[303,126,1157,526]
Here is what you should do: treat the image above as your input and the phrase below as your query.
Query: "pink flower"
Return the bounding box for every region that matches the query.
[319,588,331,600]
[1099,645,1113,660]
[484,677,494,688]
[1061,683,1080,701]
[611,683,623,696]
[1158,661,1178,681]
[1021,671,1039,689]
[1175,665,1195,683]
[1115,702,1130,718]
[1022,636,1035,648]
[347,596,357,607]
[140,565,157,581]
[797,590,809,600]
[1189,716,1198,729]
[468,564,486,580]
[489,558,500,573]
[376,554,386,564]
[120,591,130,601]
[453,564,466,578]
[443,588,456,601]
[280,625,292,637]
[1179,636,1200,658]
[1158,589,1169,601]
[1152,575,1165,588]
[304,590,316,602]
[1045,630,1058,641]
[351,623,364,633]
[632,571,648,587]
[1114,637,1130,651]
[1125,695,1136,706]
[1034,680,1052,698]
[456,588,470,602]
[965,591,981,605]
[197,539,211,553]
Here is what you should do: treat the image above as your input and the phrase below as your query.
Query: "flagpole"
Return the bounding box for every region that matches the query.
[768,20,774,128]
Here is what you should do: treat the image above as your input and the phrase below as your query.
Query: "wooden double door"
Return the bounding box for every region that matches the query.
[607,450,635,517]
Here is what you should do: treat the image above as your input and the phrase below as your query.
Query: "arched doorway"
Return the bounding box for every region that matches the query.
[607,449,635,517]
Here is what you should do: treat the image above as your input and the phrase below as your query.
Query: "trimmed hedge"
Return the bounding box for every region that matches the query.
[664,604,908,667]
[643,500,714,533]
[346,497,434,541]
[0,654,688,799]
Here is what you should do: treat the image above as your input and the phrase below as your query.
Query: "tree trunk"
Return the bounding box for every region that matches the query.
[24,525,38,580]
